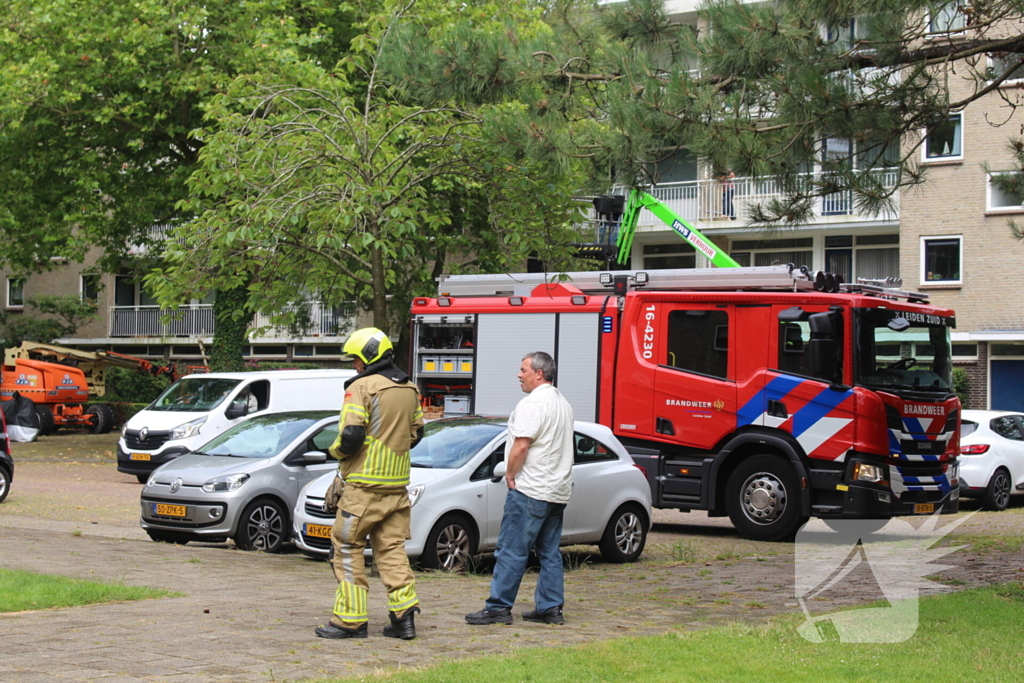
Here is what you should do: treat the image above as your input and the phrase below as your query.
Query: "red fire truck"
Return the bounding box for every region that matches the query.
[409,265,961,541]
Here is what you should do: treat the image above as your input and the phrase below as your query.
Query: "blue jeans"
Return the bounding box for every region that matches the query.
[486,488,566,613]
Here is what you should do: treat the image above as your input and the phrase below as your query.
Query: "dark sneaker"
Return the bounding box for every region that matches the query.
[465,607,513,625]
[522,606,564,625]
[383,606,421,640]
[315,621,368,639]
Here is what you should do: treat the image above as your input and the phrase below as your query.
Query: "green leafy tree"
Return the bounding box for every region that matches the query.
[0,0,358,361]
[151,0,591,358]
[0,295,99,347]
[384,0,1024,228]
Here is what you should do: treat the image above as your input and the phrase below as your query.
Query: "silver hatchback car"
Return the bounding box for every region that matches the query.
[140,411,339,552]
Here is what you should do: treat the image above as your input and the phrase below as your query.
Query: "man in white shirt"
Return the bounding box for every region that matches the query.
[465,351,575,625]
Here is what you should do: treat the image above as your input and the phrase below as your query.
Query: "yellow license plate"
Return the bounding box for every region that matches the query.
[130,452,152,461]
[304,523,332,539]
[153,503,186,517]
[914,503,935,514]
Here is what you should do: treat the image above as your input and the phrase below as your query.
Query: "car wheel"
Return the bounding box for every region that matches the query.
[421,513,478,571]
[598,503,648,563]
[982,468,1012,512]
[146,530,191,545]
[35,405,55,436]
[86,403,115,434]
[136,474,150,484]
[0,465,10,504]
[725,454,808,542]
[235,499,288,553]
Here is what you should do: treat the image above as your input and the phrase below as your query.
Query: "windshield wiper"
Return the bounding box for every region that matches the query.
[410,463,433,468]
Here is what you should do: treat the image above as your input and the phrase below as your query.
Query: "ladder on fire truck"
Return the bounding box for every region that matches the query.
[437,265,929,302]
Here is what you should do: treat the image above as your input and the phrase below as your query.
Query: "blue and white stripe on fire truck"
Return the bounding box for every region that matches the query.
[737,375,854,461]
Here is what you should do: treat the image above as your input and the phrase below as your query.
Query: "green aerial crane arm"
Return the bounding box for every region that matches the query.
[615,188,741,268]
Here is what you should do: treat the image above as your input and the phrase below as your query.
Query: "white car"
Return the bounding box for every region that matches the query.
[959,409,1024,511]
[293,417,653,570]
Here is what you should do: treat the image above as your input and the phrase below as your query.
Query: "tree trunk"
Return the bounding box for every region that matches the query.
[209,284,252,372]
[370,241,389,333]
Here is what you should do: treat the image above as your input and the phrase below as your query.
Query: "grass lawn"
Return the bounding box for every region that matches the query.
[0,568,179,612]
[334,583,1023,683]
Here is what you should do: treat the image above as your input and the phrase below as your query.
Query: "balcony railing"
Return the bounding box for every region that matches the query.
[251,302,356,339]
[577,171,899,241]
[109,302,356,339]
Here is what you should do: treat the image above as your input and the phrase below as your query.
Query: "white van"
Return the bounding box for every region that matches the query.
[116,369,355,482]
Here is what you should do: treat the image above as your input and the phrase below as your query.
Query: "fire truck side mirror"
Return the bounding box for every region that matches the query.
[808,311,838,383]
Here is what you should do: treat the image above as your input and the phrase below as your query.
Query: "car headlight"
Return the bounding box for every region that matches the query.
[201,473,250,493]
[146,473,158,488]
[948,463,960,486]
[407,483,425,508]
[853,462,887,484]
[169,417,206,440]
[121,423,128,438]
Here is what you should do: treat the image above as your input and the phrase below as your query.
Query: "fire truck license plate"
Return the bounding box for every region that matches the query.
[130,453,151,461]
[914,503,934,514]
[304,523,332,539]
[153,503,186,517]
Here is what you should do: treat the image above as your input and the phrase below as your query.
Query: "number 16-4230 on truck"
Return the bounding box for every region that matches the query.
[409,265,961,542]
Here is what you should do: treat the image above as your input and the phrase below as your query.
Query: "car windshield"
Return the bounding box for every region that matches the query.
[410,419,506,469]
[854,307,955,394]
[196,414,322,459]
[149,377,241,412]
[961,420,979,438]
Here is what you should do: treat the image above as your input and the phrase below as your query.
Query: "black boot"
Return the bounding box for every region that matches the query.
[383,606,421,640]
[315,621,368,639]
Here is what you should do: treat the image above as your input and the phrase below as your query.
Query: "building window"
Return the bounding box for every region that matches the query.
[952,343,978,359]
[924,113,963,161]
[731,237,813,271]
[987,171,1024,211]
[989,53,1024,86]
[826,18,871,52]
[114,274,158,307]
[81,274,100,305]
[825,234,900,283]
[928,3,967,33]
[7,278,25,308]
[921,236,962,285]
[643,242,696,270]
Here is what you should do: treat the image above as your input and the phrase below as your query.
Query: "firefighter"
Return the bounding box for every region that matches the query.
[315,327,425,640]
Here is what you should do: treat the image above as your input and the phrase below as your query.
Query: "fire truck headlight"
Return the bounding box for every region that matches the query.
[853,462,887,484]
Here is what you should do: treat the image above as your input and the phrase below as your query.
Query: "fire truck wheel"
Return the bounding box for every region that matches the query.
[85,403,115,434]
[598,503,648,563]
[982,468,1012,512]
[35,405,56,436]
[726,454,807,542]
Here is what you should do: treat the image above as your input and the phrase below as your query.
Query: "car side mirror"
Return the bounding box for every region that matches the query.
[225,402,247,420]
[302,450,328,465]
[491,461,507,483]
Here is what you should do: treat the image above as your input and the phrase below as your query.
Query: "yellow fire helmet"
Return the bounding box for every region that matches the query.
[342,327,393,365]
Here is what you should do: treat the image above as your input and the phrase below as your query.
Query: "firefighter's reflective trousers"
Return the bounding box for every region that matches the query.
[329,484,418,628]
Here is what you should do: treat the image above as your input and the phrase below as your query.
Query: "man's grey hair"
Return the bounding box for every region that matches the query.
[523,351,556,383]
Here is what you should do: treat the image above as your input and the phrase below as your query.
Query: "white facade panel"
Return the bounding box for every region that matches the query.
[475,313,556,417]
[555,313,600,422]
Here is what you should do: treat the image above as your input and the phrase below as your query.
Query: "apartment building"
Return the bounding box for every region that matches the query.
[595,0,1024,410]
[1,244,358,365]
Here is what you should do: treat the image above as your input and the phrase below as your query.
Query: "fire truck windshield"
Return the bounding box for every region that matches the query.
[854,308,954,394]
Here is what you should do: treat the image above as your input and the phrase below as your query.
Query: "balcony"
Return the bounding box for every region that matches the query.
[578,171,899,241]
[109,302,356,340]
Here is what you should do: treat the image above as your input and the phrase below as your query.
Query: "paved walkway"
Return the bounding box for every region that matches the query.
[0,523,804,683]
